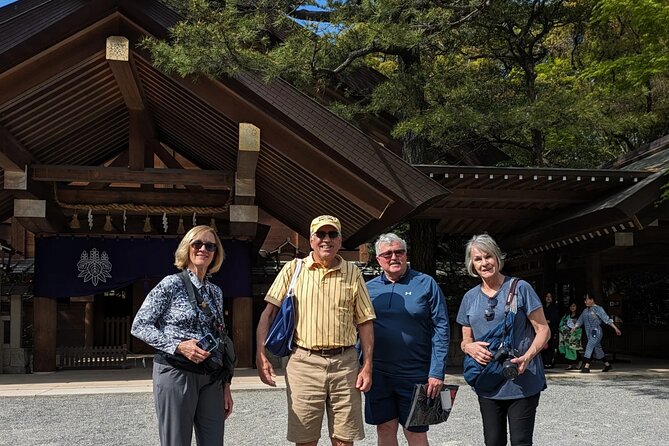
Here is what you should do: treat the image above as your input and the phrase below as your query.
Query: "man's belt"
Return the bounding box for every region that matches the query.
[297,345,354,357]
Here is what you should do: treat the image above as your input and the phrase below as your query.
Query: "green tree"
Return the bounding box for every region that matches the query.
[579,0,669,151]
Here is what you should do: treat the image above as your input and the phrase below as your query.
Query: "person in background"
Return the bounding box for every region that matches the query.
[457,234,550,446]
[558,300,583,370]
[365,233,450,446]
[131,225,232,445]
[256,215,376,446]
[573,292,621,373]
[541,292,559,369]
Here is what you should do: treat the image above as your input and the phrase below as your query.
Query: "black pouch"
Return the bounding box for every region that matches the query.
[195,332,237,383]
[155,351,207,375]
[211,333,237,382]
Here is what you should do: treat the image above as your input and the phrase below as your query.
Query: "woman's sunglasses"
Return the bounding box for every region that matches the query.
[484,298,498,321]
[191,240,217,252]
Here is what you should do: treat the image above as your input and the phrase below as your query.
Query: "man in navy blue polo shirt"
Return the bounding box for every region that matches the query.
[365,233,450,446]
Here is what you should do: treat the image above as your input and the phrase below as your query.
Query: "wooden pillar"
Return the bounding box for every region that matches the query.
[586,254,603,299]
[232,297,253,368]
[132,281,149,353]
[84,301,94,348]
[10,295,21,349]
[542,252,558,304]
[33,296,57,372]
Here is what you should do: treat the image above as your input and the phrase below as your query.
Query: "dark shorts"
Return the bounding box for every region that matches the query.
[364,369,429,433]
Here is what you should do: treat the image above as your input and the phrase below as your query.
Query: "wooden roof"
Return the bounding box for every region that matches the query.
[0,0,446,248]
[415,136,669,254]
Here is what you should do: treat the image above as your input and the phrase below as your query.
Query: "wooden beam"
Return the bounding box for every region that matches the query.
[420,207,551,220]
[237,123,260,179]
[128,110,148,171]
[230,204,258,237]
[447,188,590,204]
[234,177,256,205]
[0,124,34,173]
[235,123,259,205]
[414,164,652,180]
[14,199,46,218]
[13,199,65,233]
[151,141,205,192]
[106,35,152,171]
[85,150,130,190]
[106,36,145,110]
[57,187,229,209]
[31,165,234,188]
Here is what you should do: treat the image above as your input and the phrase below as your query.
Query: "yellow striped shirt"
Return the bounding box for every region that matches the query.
[265,254,375,350]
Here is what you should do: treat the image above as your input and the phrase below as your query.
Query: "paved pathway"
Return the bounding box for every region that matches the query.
[1,356,667,445]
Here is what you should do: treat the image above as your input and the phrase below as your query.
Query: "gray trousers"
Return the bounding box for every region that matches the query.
[153,361,225,445]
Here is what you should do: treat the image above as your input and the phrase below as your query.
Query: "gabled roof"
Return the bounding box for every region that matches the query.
[415,165,651,236]
[0,0,446,247]
[415,135,669,254]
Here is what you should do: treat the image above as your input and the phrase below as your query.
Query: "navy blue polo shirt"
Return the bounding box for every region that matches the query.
[366,268,450,379]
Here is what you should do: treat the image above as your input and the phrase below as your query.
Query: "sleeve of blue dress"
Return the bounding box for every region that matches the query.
[593,305,613,325]
[428,278,450,379]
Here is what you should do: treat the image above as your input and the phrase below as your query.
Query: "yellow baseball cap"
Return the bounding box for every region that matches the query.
[310,215,342,234]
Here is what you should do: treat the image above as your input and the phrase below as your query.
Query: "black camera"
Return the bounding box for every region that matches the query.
[493,346,519,380]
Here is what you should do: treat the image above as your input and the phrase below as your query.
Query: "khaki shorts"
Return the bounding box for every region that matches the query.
[285,346,364,443]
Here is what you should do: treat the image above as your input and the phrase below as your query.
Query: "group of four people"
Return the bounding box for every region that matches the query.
[133,214,620,446]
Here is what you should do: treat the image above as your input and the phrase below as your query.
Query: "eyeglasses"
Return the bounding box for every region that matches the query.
[484,298,498,321]
[313,230,340,239]
[191,240,217,252]
[377,249,407,260]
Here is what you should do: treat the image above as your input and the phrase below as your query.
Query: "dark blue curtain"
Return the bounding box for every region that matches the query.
[34,236,252,298]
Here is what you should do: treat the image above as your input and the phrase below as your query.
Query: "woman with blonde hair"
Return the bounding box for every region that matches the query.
[132,225,233,445]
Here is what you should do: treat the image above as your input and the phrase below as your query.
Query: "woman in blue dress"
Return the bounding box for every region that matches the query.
[573,292,621,373]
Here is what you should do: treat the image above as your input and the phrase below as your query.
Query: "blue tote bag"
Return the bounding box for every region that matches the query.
[264,259,303,357]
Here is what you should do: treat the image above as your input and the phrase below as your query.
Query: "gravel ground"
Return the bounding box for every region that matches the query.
[1,376,668,445]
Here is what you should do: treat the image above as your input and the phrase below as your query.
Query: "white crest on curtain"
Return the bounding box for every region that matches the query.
[76,248,113,286]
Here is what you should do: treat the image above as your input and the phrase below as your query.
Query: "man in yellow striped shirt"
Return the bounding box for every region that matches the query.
[256,215,376,446]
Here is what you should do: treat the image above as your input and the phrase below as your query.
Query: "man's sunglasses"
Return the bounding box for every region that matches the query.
[313,230,340,239]
[191,240,217,252]
[377,249,406,260]
[484,298,498,321]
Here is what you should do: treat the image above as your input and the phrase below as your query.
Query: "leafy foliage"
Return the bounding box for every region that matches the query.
[148,0,669,169]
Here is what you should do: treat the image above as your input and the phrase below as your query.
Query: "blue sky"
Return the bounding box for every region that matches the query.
[0,0,16,7]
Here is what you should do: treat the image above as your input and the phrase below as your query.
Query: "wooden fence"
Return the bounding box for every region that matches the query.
[103,316,130,347]
[57,344,129,369]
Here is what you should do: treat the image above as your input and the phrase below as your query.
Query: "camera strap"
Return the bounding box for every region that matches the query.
[179,270,226,336]
[500,278,520,346]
